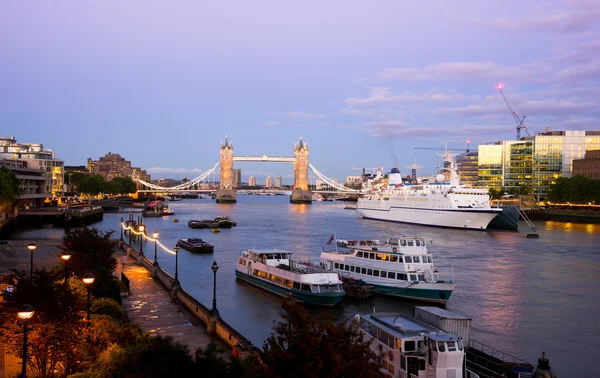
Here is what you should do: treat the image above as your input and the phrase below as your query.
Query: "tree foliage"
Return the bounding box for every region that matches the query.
[547,175,600,204]
[259,299,379,378]
[0,165,21,212]
[59,227,120,301]
[70,173,137,196]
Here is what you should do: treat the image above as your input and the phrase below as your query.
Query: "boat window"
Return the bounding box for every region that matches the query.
[293,282,301,290]
[344,265,350,271]
[301,284,311,292]
[334,263,339,269]
[310,285,318,293]
[388,335,395,349]
[410,275,417,281]
[361,268,367,275]
[418,274,425,281]
[419,359,425,371]
[407,240,414,246]
[419,239,425,245]
[373,270,379,277]
[380,271,387,278]
[431,339,437,351]
[405,256,413,263]
[388,272,395,279]
[404,340,416,352]
[274,253,281,259]
[375,254,382,261]
[377,329,389,344]
[428,256,433,263]
[397,273,408,280]
[401,357,406,370]
[381,254,389,261]
[367,269,373,276]
[438,342,445,352]
[400,239,406,246]
[389,238,398,246]
[398,256,403,263]
[447,341,456,351]
[350,266,355,272]
[457,340,463,351]
[415,240,420,246]
[356,251,363,258]
[369,253,375,260]
[413,256,420,263]
[267,254,274,259]
[390,255,398,263]
[238,258,244,265]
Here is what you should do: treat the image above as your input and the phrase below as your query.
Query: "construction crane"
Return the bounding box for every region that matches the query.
[404,158,424,182]
[495,83,529,140]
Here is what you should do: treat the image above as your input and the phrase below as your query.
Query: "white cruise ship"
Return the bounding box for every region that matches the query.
[357,156,501,230]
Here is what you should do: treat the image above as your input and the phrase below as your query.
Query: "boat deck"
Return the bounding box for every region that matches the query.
[276,260,331,275]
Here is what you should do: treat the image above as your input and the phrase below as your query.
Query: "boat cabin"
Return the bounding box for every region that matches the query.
[240,249,292,267]
[358,313,466,378]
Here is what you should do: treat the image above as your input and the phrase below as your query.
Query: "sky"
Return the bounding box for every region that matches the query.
[1,0,599,183]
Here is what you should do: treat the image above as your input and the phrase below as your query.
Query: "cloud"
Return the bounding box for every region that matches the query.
[266,111,327,120]
[264,120,279,126]
[345,87,464,106]
[476,1,600,34]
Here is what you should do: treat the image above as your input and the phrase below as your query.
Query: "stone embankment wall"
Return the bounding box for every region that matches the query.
[119,240,261,358]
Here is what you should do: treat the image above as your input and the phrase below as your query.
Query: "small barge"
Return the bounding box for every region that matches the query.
[176,238,214,253]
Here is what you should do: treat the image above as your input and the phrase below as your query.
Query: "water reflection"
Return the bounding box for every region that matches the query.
[545,221,600,234]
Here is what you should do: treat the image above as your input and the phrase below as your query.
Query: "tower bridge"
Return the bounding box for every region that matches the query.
[135,136,366,203]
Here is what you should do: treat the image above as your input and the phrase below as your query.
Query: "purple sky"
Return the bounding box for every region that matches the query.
[1,1,599,182]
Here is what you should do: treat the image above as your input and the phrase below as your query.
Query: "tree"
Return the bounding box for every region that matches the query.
[78,174,106,196]
[259,299,379,378]
[0,166,21,212]
[111,176,137,195]
[59,227,120,302]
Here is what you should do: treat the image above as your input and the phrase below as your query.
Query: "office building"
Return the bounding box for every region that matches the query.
[0,159,51,211]
[233,169,242,188]
[572,150,600,179]
[477,129,600,197]
[0,136,64,197]
[275,176,282,188]
[248,176,256,187]
[265,176,273,188]
[455,151,479,186]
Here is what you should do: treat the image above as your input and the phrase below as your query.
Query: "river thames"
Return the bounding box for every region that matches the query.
[13,196,600,377]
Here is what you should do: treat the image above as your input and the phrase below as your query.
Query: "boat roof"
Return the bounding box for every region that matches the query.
[363,313,462,342]
[247,249,292,255]
[414,306,471,320]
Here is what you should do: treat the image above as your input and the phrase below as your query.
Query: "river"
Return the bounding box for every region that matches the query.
[11,196,600,377]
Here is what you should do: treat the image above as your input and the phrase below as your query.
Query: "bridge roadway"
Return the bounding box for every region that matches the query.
[232,155,295,162]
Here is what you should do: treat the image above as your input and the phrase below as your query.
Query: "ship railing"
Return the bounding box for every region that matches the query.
[467,339,531,366]
[289,260,329,274]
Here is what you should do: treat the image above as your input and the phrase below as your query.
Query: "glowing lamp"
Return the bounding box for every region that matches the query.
[17,304,34,320]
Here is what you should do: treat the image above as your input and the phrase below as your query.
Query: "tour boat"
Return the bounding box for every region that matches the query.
[235,249,345,306]
[357,153,501,230]
[357,311,480,378]
[176,238,214,253]
[188,220,205,229]
[320,237,455,304]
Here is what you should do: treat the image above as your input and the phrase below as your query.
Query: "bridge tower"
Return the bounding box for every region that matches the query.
[216,134,237,203]
[291,136,312,204]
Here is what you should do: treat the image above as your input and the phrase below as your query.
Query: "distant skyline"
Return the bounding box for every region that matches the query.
[1,1,599,180]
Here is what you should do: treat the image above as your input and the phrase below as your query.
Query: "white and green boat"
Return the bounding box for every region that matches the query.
[320,237,455,304]
[235,249,345,306]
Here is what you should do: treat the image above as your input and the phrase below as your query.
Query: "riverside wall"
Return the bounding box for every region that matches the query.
[118,239,261,358]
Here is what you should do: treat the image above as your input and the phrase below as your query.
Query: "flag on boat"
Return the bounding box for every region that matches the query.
[327,232,335,244]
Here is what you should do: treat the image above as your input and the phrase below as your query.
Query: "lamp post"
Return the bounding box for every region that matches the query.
[120,217,124,240]
[60,252,71,293]
[138,225,145,255]
[82,273,95,324]
[18,304,34,378]
[174,246,180,286]
[129,221,133,246]
[27,243,36,285]
[211,260,219,316]
[152,231,159,266]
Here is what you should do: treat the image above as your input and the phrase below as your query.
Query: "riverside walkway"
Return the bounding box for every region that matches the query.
[115,249,225,353]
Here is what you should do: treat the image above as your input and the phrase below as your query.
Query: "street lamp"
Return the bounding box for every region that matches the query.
[211,260,219,316]
[120,217,124,240]
[174,245,180,286]
[152,231,159,266]
[82,273,95,324]
[138,225,145,255]
[27,243,36,285]
[18,304,34,378]
[60,252,71,293]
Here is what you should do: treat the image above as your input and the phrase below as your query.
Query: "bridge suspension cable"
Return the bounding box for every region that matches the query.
[136,162,220,191]
[308,164,364,193]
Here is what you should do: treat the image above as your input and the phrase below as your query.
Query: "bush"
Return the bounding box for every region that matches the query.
[91,298,126,321]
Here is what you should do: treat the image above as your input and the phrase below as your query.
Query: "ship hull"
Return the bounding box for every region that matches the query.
[488,205,520,230]
[357,201,500,230]
[370,282,455,304]
[235,270,344,306]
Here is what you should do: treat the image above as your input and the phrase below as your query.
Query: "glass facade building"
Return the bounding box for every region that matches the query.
[477,130,600,198]
[455,151,479,186]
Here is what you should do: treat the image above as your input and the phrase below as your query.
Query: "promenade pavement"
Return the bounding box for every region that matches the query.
[115,249,224,354]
